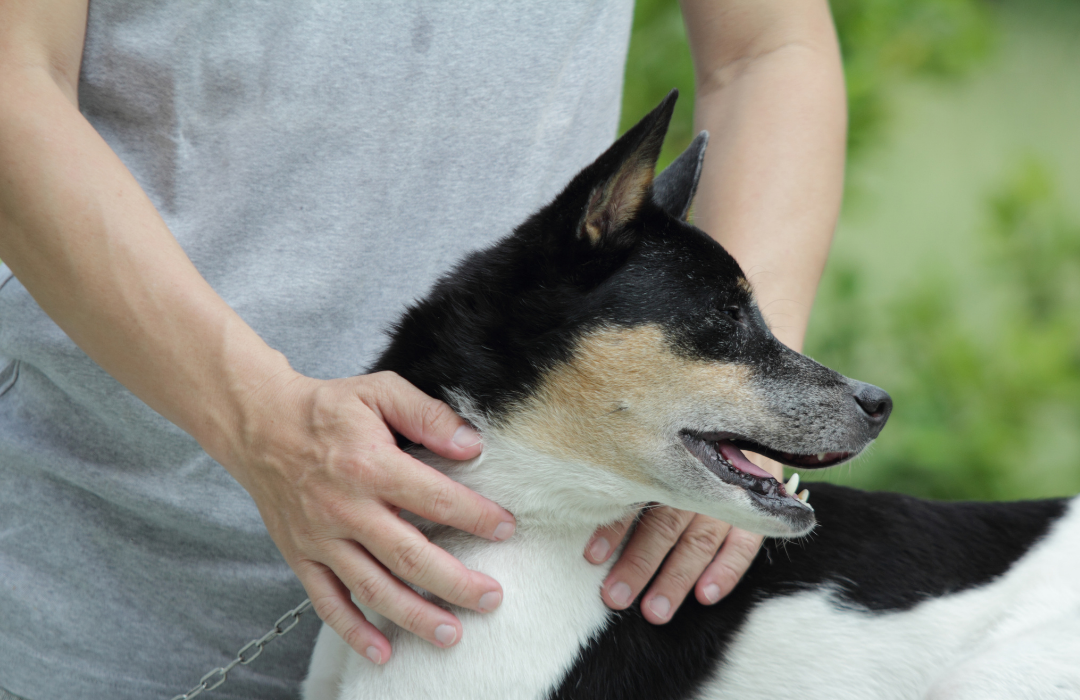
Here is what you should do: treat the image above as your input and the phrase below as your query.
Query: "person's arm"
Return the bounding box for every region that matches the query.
[586,0,845,622]
[0,0,515,664]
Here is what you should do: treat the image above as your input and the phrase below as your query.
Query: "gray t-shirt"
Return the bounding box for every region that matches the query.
[0,2,633,698]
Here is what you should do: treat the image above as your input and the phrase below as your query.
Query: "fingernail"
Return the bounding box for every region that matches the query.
[365,646,383,664]
[493,521,515,541]
[452,425,482,448]
[588,537,611,562]
[478,591,502,613]
[703,583,722,604]
[434,624,458,646]
[609,581,632,607]
[648,595,671,620]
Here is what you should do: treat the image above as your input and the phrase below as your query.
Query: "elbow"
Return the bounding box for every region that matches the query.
[695,40,842,101]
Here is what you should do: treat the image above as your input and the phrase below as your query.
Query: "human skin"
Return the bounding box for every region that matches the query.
[584,0,846,626]
[0,0,844,668]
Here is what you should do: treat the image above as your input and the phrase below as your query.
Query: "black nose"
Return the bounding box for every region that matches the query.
[852,382,892,430]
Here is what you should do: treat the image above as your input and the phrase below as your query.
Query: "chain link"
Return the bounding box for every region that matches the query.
[170,598,313,700]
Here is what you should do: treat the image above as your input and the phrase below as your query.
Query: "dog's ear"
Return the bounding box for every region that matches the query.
[652,131,708,221]
[576,89,678,247]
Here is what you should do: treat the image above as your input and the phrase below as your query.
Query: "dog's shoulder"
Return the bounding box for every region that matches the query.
[773,483,1070,610]
[550,484,1072,700]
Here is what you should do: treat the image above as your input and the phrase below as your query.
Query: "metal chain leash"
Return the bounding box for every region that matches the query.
[170,598,313,700]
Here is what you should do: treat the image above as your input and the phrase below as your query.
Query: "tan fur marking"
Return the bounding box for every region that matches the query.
[582,156,654,245]
[738,277,753,295]
[503,325,771,483]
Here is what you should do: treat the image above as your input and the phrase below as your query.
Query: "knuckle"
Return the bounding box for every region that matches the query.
[369,370,400,386]
[397,600,430,635]
[351,453,389,491]
[424,483,459,524]
[681,525,727,559]
[311,593,345,626]
[364,371,399,401]
[658,564,698,593]
[619,551,659,583]
[420,400,454,437]
[642,508,688,544]
[441,571,475,606]
[341,621,372,652]
[728,531,764,565]
[710,560,743,597]
[312,593,365,643]
[391,539,430,582]
[352,571,391,608]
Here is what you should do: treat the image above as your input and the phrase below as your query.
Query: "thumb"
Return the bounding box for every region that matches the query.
[362,371,484,461]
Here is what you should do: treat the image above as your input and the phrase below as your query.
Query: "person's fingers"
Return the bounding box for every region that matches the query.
[600,505,694,610]
[323,538,467,649]
[380,449,516,542]
[357,507,504,614]
[694,526,764,605]
[296,558,392,664]
[361,371,484,461]
[584,513,636,564]
[639,514,731,624]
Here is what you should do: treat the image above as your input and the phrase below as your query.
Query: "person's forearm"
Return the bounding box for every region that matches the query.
[0,62,288,467]
[682,0,846,352]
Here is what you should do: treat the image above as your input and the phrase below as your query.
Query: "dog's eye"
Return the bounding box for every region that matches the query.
[721,305,744,324]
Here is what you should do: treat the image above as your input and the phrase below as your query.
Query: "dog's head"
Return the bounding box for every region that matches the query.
[377,91,890,537]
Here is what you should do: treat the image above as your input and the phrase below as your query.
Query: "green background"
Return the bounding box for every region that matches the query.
[622,0,1080,501]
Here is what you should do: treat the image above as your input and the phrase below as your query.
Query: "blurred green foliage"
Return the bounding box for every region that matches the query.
[831,0,994,159]
[624,0,1080,500]
[809,159,1080,500]
[622,0,994,165]
[620,0,696,170]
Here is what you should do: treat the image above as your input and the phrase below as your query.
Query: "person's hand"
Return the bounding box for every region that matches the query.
[584,456,782,622]
[221,369,516,665]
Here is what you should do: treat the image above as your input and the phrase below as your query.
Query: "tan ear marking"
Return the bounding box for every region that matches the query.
[580,155,655,245]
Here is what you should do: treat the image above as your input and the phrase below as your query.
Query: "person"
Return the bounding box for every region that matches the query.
[0,1,846,698]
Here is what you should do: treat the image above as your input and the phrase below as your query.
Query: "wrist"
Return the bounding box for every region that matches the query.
[187,333,301,479]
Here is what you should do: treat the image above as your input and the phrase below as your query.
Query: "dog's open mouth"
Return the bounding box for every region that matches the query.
[680,432,854,510]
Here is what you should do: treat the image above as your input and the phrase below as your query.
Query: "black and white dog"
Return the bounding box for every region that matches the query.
[302,92,1080,700]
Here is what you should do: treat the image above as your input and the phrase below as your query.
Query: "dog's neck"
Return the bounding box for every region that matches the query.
[320,435,634,700]
[413,429,642,534]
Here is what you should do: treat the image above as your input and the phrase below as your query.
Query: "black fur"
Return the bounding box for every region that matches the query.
[363,91,1046,700]
[549,484,1067,700]
[652,131,709,222]
[371,92,843,424]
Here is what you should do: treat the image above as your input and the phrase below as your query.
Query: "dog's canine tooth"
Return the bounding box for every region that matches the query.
[785,473,799,494]
[817,453,827,462]
[798,489,810,503]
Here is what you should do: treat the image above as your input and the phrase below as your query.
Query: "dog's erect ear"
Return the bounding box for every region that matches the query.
[577,90,678,246]
[652,131,709,221]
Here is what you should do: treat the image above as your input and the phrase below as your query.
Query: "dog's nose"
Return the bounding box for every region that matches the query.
[852,382,892,431]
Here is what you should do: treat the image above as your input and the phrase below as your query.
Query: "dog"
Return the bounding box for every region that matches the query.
[301,91,1080,700]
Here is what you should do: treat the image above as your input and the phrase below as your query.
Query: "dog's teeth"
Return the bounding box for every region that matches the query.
[785,473,799,494]
[797,489,810,503]
[816,453,827,462]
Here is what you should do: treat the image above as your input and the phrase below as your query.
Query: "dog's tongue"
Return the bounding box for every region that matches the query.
[718,441,775,480]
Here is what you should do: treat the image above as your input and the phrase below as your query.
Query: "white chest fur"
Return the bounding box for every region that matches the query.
[303,525,615,700]
[301,437,637,700]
